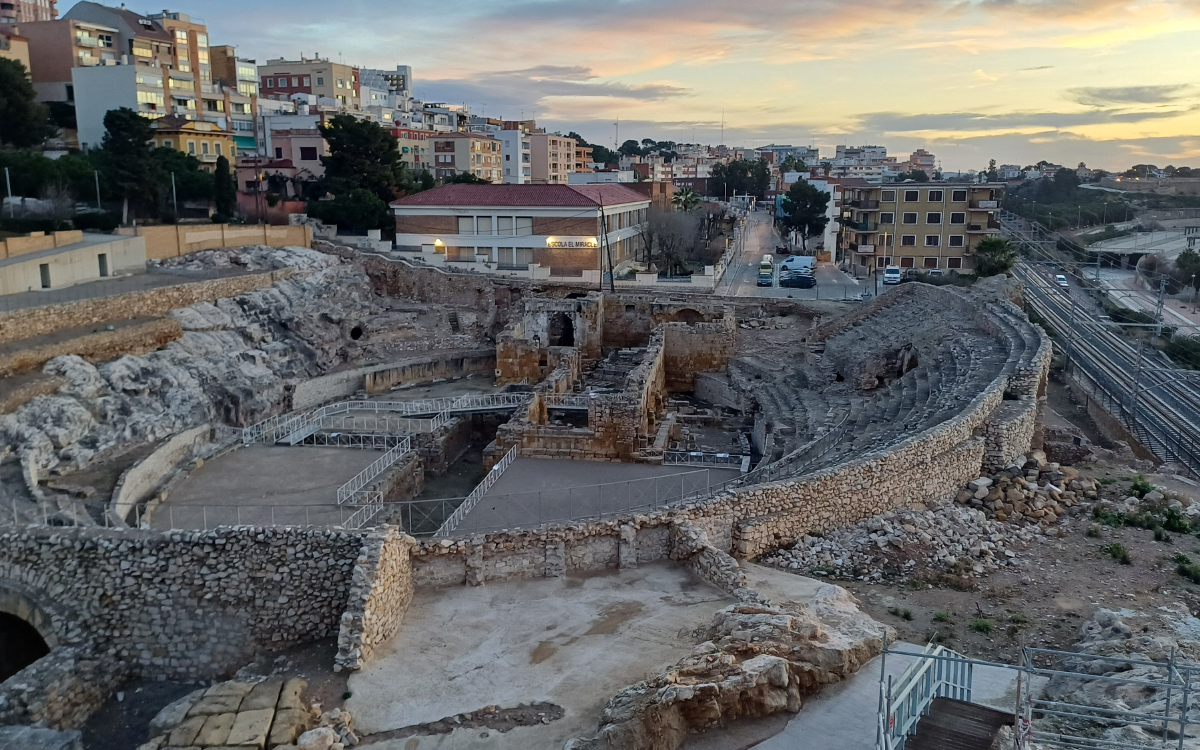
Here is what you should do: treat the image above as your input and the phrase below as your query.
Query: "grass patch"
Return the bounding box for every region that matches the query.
[1085,525,1102,538]
[933,611,952,623]
[1129,474,1154,499]
[970,618,994,634]
[1175,553,1200,584]
[1101,542,1132,564]
[888,607,914,621]
[1008,613,1030,625]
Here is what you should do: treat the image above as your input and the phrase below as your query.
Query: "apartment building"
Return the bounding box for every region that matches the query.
[210,45,258,97]
[573,144,593,173]
[432,133,502,183]
[1,0,55,24]
[903,148,937,175]
[0,27,29,67]
[259,55,359,109]
[838,183,1004,274]
[391,183,650,276]
[528,132,576,184]
[393,126,432,173]
[497,128,530,184]
[20,17,124,100]
[150,116,235,170]
[71,63,167,147]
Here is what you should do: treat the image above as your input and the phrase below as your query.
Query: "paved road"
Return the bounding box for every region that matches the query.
[714,213,865,301]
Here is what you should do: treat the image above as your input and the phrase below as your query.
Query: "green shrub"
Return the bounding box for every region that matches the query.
[1130,475,1154,499]
[970,618,994,634]
[933,611,952,623]
[888,607,914,621]
[1101,542,1132,564]
[1009,613,1030,625]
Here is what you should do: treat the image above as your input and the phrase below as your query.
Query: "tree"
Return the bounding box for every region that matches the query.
[895,169,930,182]
[672,187,701,212]
[212,155,236,222]
[149,147,211,210]
[443,171,491,185]
[98,107,158,224]
[308,188,390,233]
[778,155,806,174]
[319,114,413,203]
[1176,248,1200,293]
[0,58,51,148]
[820,161,832,176]
[973,237,1017,277]
[779,180,830,252]
[647,208,702,275]
[986,159,999,182]
[618,139,644,157]
[710,159,770,200]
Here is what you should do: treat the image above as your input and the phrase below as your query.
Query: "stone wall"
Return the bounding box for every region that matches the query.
[335,527,415,672]
[291,349,495,410]
[661,316,736,392]
[0,318,182,378]
[981,397,1040,473]
[108,423,213,523]
[118,224,312,260]
[0,269,292,345]
[0,646,127,730]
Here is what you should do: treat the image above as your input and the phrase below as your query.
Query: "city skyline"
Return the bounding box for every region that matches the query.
[185,0,1200,171]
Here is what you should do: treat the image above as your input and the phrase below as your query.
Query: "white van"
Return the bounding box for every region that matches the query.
[779,255,815,275]
[882,265,902,285]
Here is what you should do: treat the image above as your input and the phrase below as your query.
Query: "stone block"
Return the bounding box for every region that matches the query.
[151,689,205,733]
[188,693,245,716]
[240,680,283,711]
[226,708,275,748]
[205,682,256,699]
[169,715,208,747]
[0,726,84,750]
[268,708,309,746]
[194,712,235,746]
[276,678,308,711]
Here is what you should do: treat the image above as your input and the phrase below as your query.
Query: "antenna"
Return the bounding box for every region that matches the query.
[720,109,724,145]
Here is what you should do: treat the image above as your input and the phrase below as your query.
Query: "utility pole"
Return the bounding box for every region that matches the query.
[94,170,102,210]
[171,172,178,216]
[4,167,12,218]
[1153,272,1167,339]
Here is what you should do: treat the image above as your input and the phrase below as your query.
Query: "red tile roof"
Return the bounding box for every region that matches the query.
[391,184,651,208]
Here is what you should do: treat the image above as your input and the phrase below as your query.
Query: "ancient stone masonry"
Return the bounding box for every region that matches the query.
[335,527,416,672]
[0,318,182,379]
[0,645,128,730]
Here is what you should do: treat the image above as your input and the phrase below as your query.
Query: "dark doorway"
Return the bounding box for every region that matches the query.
[0,612,50,682]
[673,308,704,324]
[548,312,575,347]
[98,253,109,277]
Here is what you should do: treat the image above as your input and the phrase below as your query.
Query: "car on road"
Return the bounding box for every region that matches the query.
[779,271,816,289]
[757,269,774,287]
[1055,274,1070,289]
[779,255,816,274]
[882,265,902,285]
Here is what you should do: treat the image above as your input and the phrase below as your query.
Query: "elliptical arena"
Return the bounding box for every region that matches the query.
[0,238,1050,749]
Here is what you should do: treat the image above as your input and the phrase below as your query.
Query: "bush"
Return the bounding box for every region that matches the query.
[1164,337,1200,371]
[970,618,994,634]
[1101,542,1132,564]
[71,212,119,232]
[888,607,914,621]
[1129,475,1154,499]
[1175,554,1200,584]
[932,611,952,623]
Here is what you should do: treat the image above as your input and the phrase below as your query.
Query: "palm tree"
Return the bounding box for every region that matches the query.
[973,237,1018,276]
[672,186,701,212]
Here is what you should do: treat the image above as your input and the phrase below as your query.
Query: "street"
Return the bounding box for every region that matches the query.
[713,212,865,300]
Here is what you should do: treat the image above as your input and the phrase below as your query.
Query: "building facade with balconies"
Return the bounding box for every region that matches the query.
[259,56,359,110]
[0,26,29,68]
[19,17,122,101]
[529,132,576,184]
[150,115,235,170]
[393,126,432,173]
[1,0,57,25]
[432,133,502,183]
[838,183,1004,274]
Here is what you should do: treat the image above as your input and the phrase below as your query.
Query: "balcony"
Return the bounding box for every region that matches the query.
[849,243,876,254]
[76,36,99,48]
[841,219,875,232]
[849,200,880,210]
[970,200,999,210]
[198,153,218,163]
[967,220,1001,233]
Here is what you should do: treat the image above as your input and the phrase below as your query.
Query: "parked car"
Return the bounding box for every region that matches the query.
[882,265,902,285]
[1055,274,1070,289]
[757,269,774,287]
[928,269,944,277]
[779,272,816,289]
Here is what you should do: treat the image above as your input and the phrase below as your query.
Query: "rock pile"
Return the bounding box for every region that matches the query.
[954,450,1097,525]
[149,245,339,274]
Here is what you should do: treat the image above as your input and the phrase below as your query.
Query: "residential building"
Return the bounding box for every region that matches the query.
[496,128,530,184]
[431,132,502,183]
[528,132,576,184]
[568,171,635,184]
[260,112,328,179]
[393,126,433,173]
[1,0,56,25]
[997,164,1022,180]
[573,143,593,173]
[144,10,210,95]
[210,45,258,98]
[628,181,674,212]
[902,148,936,175]
[150,115,236,170]
[259,55,359,110]
[58,2,175,68]
[836,145,887,162]
[759,144,819,166]
[0,26,29,68]
[71,62,168,148]
[391,183,650,277]
[837,183,1005,274]
[359,65,412,100]
[19,17,125,101]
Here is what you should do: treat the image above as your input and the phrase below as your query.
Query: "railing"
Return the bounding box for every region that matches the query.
[663,451,744,467]
[842,219,876,232]
[435,445,517,536]
[851,200,881,209]
[336,438,412,505]
[877,642,973,750]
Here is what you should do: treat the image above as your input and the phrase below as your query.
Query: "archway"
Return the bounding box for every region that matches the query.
[548,312,575,347]
[671,308,705,324]
[0,612,50,682]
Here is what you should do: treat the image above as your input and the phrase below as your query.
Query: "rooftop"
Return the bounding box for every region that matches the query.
[391,183,651,208]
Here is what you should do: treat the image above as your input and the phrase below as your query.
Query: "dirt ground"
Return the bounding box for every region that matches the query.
[82,638,347,750]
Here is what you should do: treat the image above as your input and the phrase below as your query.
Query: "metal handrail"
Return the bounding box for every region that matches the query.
[435,445,517,536]
[335,437,412,505]
[878,643,973,750]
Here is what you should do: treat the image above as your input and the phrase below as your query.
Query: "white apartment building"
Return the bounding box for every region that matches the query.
[497,128,531,184]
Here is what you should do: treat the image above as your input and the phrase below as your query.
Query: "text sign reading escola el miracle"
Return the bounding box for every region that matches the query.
[546,237,599,249]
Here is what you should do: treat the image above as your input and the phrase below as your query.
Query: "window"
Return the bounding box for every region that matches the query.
[923,257,939,269]
[516,216,533,236]
[299,146,318,161]
[949,212,966,225]
[187,141,196,155]
[947,257,963,269]
[196,32,208,47]
[303,76,310,86]
[902,212,918,224]
[900,256,915,268]
[162,139,172,148]
[266,77,274,87]
[174,29,188,42]
[951,190,967,202]
[337,78,345,88]
[949,235,965,247]
[497,216,514,235]
[878,212,895,225]
[926,212,942,224]
[904,190,919,202]
[457,217,475,235]
[274,147,283,159]
[98,33,113,47]
[878,256,892,268]
[881,190,896,202]
[316,76,324,85]
[196,49,208,64]
[901,235,916,246]
[201,142,209,155]
[928,190,943,202]
[291,77,298,87]
[924,235,940,247]
[215,143,222,156]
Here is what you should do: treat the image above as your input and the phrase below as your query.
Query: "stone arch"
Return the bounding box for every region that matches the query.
[0,579,64,649]
[548,311,575,347]
[668,308,705,324]
[0,579,65,683]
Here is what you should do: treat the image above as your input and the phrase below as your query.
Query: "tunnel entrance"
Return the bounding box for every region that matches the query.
[548,312,575,347]
[0,612,50,682]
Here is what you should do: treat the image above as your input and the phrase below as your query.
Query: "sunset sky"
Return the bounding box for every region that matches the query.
[198,0,1200,171]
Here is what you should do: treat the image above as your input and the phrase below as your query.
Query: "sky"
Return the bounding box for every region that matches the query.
[181,0,1200,171]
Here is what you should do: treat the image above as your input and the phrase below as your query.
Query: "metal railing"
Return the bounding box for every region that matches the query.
[336,438,412,506]
[663,450,744,467]
[435,445,517,536]
[877,641,973,750]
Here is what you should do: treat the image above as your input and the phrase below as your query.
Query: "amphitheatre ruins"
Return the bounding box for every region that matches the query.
[0,231,1059,749]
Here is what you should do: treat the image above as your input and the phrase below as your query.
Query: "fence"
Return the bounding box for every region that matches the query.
[877,641,974,750]
[336,438,412,505]
[662,450,744,467]
[435,445,517,536]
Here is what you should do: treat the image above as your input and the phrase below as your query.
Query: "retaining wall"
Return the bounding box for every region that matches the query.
[108,424,212,523]
[116,224,312,260]
[291,349,495,410]
[0,318,182,379]
[334,527,415,671]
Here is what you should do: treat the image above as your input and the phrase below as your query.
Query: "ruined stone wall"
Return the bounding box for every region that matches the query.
[0,526,363,681]
[335,527,415,672]
[809,283,919,342]
[0,269,292,345]
[293,349,495,410]
[108,424,212,523]
[415,417,471,478]
[0,646,127,730]
[0,318,182,378]
[980,397,1040,473]
[661,317,736,392]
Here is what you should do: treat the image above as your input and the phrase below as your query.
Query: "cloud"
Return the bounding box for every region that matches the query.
[1065,85,1192,107]
[1019,65,1055,70]
[974,69,1000,82]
